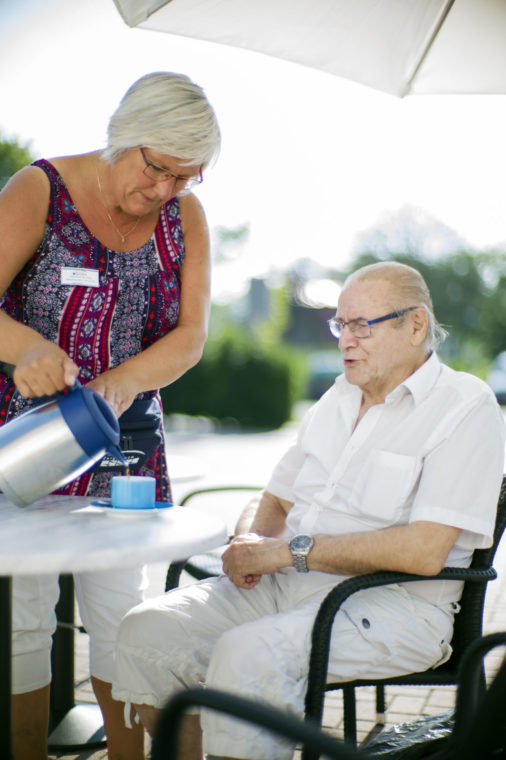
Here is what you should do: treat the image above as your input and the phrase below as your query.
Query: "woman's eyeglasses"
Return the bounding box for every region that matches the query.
[139,147,203,191]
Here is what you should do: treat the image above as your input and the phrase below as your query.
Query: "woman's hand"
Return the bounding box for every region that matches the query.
[86,369,139,418]
[13,343,79,397]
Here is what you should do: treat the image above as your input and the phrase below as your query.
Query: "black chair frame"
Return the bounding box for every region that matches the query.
[151,632,506,760]
[160,478,506,752]
[304,475,506,750]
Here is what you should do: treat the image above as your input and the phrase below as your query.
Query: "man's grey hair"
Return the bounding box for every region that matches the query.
[103,71,221,168]
[344,261,447,352]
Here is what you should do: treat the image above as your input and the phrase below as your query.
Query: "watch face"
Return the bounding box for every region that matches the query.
[290,535,313,552]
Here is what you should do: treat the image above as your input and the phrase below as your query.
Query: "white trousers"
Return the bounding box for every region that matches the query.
[113,569,454,760]
[12,565,146,694]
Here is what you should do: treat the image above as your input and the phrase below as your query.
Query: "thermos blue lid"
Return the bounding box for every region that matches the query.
[58,385,124,461]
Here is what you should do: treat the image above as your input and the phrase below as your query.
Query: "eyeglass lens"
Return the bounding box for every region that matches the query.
[140,148,202,187]
[329,319,370,339]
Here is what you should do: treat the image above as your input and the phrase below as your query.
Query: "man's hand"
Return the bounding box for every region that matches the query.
[222,533,291,589]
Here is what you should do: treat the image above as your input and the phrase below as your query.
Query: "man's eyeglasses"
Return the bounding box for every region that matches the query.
[139,147,203,191]
[328,307,418,340]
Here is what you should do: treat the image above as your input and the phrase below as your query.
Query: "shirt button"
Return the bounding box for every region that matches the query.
[361,618,371,629]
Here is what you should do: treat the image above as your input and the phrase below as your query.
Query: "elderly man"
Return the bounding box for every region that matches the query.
[113,262,505,760]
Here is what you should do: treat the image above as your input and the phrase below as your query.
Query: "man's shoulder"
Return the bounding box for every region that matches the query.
[437,362,496,401]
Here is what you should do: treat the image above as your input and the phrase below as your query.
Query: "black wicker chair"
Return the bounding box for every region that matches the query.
[165,485,262,590]
[304,475,506,750]
[162,480,506,752]
[151,632,506,760]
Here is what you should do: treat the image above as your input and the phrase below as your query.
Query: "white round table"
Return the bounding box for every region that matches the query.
[0,494,227,757]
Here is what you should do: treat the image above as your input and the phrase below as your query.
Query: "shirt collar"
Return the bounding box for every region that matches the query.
[335,351,441,407]
[392,351,441,406]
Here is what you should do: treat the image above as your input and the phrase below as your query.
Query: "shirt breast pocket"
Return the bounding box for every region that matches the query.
[353,451,422,523]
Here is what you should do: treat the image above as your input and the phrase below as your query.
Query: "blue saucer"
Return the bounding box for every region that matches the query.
[89,499,174,516]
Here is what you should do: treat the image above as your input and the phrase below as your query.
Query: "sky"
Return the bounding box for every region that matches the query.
[1,0,506,304]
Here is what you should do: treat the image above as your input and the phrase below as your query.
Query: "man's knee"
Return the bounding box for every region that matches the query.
[207,625,278,690]
[117,601,167,649]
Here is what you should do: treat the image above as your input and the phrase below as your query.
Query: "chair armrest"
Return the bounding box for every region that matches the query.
[314,566,496,643]
[305,566,496,721]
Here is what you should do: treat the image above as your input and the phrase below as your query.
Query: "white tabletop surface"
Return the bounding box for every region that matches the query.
[0,495,227,575]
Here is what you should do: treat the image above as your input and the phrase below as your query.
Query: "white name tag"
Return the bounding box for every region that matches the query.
[61,267,100,288]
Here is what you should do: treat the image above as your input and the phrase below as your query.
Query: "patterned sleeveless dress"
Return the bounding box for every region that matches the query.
[0,159,185,502]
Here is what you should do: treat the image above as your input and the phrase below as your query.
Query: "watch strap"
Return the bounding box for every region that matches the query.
[292,552,310,573]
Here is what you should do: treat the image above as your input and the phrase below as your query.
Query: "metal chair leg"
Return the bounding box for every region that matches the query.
[375,684,386,725]
[343,685,357,745]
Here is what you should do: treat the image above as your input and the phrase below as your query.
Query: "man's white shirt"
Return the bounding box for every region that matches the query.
[267,352,506,606]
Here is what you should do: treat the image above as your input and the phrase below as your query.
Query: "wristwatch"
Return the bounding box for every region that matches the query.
[289,534,314,573]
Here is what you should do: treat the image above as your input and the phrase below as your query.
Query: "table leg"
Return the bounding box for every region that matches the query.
[0,576,12,758]
[48,574,106,750]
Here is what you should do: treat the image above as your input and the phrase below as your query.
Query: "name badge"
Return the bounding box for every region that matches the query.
[61,267,100,288]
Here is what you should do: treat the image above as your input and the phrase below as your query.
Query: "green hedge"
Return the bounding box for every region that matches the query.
[160,338,303,430]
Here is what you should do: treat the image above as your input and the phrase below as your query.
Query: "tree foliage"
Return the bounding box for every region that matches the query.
[0,134,34,189]
[160,328,302,430]
[343,247,506,371]
[337,207,506,372]
[161,281,307,430]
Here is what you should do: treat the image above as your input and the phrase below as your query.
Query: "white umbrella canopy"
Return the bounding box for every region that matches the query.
[112,0,506,97]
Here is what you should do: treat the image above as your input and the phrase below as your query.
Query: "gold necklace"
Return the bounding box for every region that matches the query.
[96,165,141,244]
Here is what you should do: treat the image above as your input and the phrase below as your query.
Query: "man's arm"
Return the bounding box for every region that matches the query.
[234,490,292,537]
[223,490,292,589]
[308,521,461,576]
[223,514,460,589]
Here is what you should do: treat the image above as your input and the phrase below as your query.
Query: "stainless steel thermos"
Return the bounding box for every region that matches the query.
[0,380,124,506]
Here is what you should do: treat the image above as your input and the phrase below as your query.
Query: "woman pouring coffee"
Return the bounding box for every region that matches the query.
[0,71,220,760]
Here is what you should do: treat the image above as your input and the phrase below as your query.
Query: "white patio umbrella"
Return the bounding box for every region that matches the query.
[112,0,506,97]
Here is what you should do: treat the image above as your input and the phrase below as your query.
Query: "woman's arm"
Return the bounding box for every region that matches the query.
[0,167,79,395]
[86,192,211,416]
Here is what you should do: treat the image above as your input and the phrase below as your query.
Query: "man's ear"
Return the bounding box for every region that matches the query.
[410,307,429,347]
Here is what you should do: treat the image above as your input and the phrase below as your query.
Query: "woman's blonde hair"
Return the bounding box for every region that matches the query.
[103,71,221,168]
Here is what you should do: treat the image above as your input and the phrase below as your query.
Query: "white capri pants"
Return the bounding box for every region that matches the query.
[113,569,454,760]
[12,565,146,694]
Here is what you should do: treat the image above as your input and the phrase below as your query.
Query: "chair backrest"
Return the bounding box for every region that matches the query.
[151,687,362,760]
[450,631,506,759]
[465,649,506,757]
[445,475,506,664]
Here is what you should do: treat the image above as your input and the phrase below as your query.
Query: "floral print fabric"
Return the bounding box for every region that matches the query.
[0,159,185,500]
